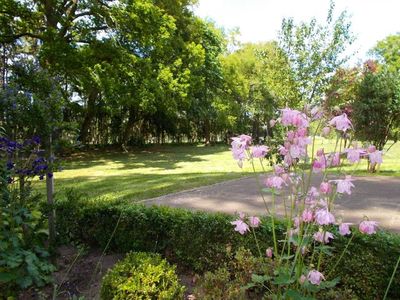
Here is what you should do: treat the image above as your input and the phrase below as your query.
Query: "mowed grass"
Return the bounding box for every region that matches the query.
[33,140,400,204]
[33,144,260,203]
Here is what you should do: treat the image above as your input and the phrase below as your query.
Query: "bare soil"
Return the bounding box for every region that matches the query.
[18,246,197,300]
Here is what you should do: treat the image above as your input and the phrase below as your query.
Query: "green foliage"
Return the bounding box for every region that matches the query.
[328,232,400,299]
[0,185,55,297]
[278,0,354,104]
[100,252,184,300]
[371,33,400,73]
[353,68,400,149]
[54,201,400,299]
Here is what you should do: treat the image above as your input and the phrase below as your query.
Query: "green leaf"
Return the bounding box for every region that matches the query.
[251,273,271,284]
[285,289,315,300]
[0,272,17,283]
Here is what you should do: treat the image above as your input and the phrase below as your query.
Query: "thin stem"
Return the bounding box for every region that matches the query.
[252,227,263,257]
[327,234,354,278]
[383,253,400,300]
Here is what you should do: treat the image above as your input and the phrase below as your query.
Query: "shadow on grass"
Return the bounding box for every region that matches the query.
[61,144,230,171]
[47,172,247,203]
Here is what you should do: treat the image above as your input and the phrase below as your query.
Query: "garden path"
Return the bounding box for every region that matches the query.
[144,175,400,233]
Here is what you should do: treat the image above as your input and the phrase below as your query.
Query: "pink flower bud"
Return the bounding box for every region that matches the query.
[367,145,377,153]
[266,247,273,258]
[319,182,332,194]
[359,220,378,234]
[307,270,325,285]
[269,119,276,128]
[249,216,261,228]
[316,148,324,157]
[322,126,331,136]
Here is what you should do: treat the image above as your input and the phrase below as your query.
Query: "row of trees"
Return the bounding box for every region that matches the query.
[0,0,399,150]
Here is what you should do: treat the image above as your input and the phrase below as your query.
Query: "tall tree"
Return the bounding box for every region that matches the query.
[278,0,354,105]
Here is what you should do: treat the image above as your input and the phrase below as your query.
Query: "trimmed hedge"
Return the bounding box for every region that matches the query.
[55,198,400,299]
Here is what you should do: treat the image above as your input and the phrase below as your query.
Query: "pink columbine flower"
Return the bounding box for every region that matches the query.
[249,216,261,228]
[302,209,314,223]
[322,126,331,137]
[274,165,285,175]
[369,150,383,165]
[359,220,378,234]
[345,148,365,164]
[339,223,352,236]
[367,145,377,153]
[315,209,336,225]
[266,247,273,258]
[334,175,355,195]
[265,176,286,189]
[329,113,352,132]
[307,270,325,285]
[313,231,334,243]
[280,108,309,128]
[238,134,252,147]
[329,152,340,167]
[312,156,326,173]
[311,106,323,120]
[231,219,249,235]
[251,145,269,158]
[320,182,332,194]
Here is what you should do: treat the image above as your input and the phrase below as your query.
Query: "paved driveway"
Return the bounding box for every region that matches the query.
[145,175,400,233]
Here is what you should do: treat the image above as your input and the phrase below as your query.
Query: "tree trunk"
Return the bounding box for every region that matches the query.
[121,108,137,149]
[80,89,98,144]
[45,134,56,249]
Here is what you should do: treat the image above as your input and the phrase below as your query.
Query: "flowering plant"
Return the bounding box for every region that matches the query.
[230,107,384,298]
[0,136,56,293]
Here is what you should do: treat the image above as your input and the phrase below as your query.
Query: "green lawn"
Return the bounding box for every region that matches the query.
[33,140,399,204]
[33,144,258,203]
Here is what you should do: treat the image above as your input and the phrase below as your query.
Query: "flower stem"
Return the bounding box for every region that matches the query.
[252,227,263,257]
[327,233,354,278]
[383,253,400,300]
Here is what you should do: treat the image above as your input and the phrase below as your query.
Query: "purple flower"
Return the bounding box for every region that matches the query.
[251,145,269,158]
[249,216,261,228]
[313,231,334,244]
[329,113,352,132]
[307,270,325,285]
[359,220,378,234]
[6,161,14,170]
[315,209,336,225]
[231,219,249,235]
[339,223,352,236]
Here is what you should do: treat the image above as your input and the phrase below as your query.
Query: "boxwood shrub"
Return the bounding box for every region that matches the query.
[54,198,400,299]
[100,251,184,299]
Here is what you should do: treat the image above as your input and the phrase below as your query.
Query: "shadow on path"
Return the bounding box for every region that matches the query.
[145,175,400,233]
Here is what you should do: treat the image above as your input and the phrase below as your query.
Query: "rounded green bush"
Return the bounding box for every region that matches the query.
[100,252,185,300]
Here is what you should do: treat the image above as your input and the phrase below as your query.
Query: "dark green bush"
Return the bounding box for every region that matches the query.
[100,252,184,300]
[54,199,400,299]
